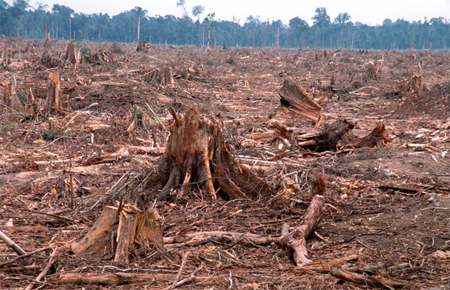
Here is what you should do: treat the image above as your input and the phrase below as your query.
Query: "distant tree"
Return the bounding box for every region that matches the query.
[334,12,351,25]
[192,5,204,45]
[312,7,330,27]
[176,0,188,17]
[133,6,147,42]
[204,12,216,47]
[52,4,74,39]
[289,17,308,47]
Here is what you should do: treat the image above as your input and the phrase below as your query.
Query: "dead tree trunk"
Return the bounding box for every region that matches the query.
[146,106,273,202]
[273,79,323,127]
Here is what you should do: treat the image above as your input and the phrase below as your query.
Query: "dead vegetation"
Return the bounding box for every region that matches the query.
[0,38,449,289]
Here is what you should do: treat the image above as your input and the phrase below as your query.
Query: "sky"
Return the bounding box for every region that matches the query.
[5,0,450,26]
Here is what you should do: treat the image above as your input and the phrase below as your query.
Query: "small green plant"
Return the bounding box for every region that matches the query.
[394,190,400,195]
[133,109,142,119]
[17,90,27,102]
[80,46,91,63]
[41,129,54,141]
[1,123,16,136]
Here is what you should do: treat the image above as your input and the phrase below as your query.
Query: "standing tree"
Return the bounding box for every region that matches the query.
[204,12,216,47]
[133,6,147,42]
[334,12,352,48]
[192,5,204,45]
[312,7,330,47]
[176,0,188,18]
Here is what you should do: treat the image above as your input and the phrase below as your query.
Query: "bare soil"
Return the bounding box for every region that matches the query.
[1,40,449,289]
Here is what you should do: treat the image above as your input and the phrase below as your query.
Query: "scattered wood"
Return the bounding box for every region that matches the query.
[25,247,58,290]
[80,145,164,166]
[273,79,323,127]
[145,106,273,201]
[91,49,114,64]
[378,184,422,194]
[330,267,406,288]
[297,119,355,152]
[0,229,27,256]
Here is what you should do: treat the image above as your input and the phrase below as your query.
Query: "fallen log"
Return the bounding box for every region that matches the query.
[145,106,273,201]
[297,119,355,152]
[273,79,323,127]
[58,272,221,286]
[281,194,325,266]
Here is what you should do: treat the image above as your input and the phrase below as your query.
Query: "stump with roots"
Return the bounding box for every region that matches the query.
[145,106,273,202]
[143,66,174,86]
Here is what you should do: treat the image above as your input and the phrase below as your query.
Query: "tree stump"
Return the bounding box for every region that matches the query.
[143,67,174,86]
[145,106,273,202]
[63,43,78,64]
[274,79,323,127]
[45,72,71,115]
[2,80,23,111]
[351,123,390,148]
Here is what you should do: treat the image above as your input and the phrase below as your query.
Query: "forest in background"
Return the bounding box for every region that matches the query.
[1,0,449,49]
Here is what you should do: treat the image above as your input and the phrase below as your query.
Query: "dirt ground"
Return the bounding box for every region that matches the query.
[0,39,449,289]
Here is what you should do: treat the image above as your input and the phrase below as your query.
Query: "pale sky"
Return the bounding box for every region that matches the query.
[6,0,450,26]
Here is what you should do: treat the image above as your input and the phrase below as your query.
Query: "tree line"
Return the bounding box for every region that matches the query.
[1,0,449,50]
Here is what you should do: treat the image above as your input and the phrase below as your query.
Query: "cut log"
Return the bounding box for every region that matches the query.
[145,106,273,202]
[274,79,323,127]
[351,123,390,148]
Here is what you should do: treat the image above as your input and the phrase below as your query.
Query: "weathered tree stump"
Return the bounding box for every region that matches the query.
[63,43,78,64]
[2,80,23,111]
[351,123,390,148]
[273,79,323,127]
[145,106,273,201]
[73,205,164,266]
[143,66,174,86]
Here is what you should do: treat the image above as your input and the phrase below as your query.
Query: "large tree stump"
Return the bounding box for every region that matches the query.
[63,43,78,64]
[2,80,23,111]
[143,66,174,86]
[73,205,164,266]
[146,107,273,201]
[274,79,323,127]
